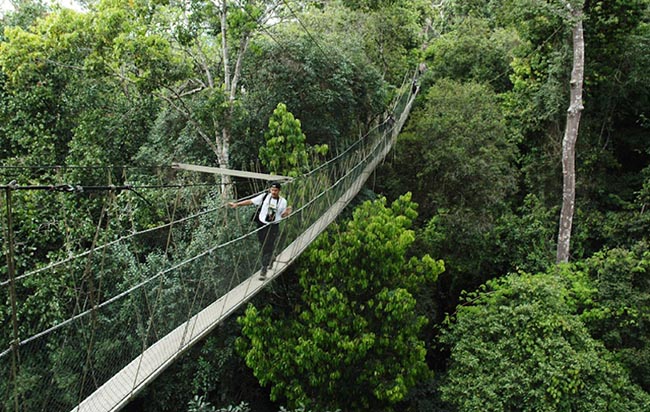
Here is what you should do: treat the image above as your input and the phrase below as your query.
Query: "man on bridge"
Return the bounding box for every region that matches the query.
[228,182,292,280]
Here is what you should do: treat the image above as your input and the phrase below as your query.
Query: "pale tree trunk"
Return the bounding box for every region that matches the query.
[556,5,585,263]
[221,0,231,95]
[218,0,233,196]
[216,1,254,197]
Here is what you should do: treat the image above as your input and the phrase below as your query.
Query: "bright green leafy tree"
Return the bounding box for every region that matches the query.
[237,193,443,410]
[439,270,650,411]
[259,102,327,177]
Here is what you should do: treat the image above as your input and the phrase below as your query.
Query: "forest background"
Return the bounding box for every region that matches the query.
[1,0,650,411]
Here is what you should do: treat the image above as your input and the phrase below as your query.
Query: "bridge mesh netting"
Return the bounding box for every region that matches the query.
[0,73,418,412]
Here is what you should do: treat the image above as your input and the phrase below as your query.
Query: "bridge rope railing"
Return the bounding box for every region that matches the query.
[0,69,420,412]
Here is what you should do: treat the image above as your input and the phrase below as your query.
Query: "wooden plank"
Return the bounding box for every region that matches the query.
[171,162,291,182]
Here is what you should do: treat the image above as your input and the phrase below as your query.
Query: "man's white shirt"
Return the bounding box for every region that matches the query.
[252,193,288,224]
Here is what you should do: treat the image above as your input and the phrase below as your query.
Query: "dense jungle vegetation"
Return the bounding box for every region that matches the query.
[1,0,650,411]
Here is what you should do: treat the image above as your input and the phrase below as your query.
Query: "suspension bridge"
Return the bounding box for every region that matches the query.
[1,73,419,412]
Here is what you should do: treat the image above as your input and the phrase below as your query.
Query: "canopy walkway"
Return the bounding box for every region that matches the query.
[0,74,419,412]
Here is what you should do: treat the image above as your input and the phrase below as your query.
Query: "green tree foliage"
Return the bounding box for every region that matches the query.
[491,0,650,255]
[0,0,188,171]
[307,0,427,85]
[491,194,557,274]
[238,32,387,162]
[423,16,519,93]
[439,270,650,411]
[571,2,650,253]
[0,0,48,41]
[135,318,260,412]
[136,87,233,167]
[596,164,650,248]
[188,398,250,412]
[0,9,89,165]
[237,194,443,410]
[259,102,327,177]
[576,243,650,392]
[0,5,168,278]
[88,0,190,92]
[416,192,557,321]
[383,78,517,221]
[380,79,518,312]
[351,0,427,85]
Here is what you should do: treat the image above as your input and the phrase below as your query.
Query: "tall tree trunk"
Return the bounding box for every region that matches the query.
[556,5,585,263]
[217,2,255,197]
[218,0,233,196]
[221,0,230,95]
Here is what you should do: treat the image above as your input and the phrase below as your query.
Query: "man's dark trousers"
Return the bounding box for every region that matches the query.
[257,223,279,269]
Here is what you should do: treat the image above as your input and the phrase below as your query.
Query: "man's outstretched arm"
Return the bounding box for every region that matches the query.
[228,199,253,208]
